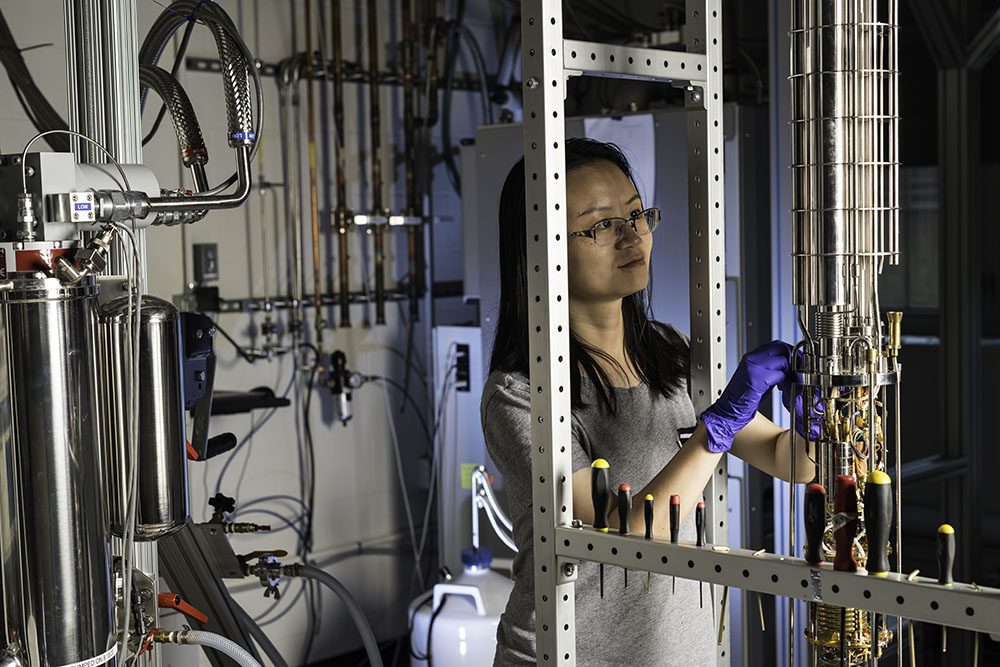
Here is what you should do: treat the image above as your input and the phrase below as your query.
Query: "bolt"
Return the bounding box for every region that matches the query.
[195,370,206,382]
[139,588,153,600]
[562,563,576,577]
[526,77,539,89]
[194,329,204,339]
[689,89,703,104]
[208,327,216,337]
[72,194,78,202]
[73,213,79,220]
[571,519,583,529]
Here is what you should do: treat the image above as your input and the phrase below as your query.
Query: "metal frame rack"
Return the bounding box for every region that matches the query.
[521,0,1000,665]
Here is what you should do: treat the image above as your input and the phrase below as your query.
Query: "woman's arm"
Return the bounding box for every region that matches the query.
[572,421,722,535]
[571,414,815,534]
[730,412,816,483]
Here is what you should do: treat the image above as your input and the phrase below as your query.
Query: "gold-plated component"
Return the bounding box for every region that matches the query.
[805,603,893,666]
[886,311,903,356]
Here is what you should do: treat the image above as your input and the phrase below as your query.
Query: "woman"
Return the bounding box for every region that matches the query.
[481,138,814,666]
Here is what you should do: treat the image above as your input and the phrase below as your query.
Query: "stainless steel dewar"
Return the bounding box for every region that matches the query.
[0,274,116,667]
[99,295,188,541]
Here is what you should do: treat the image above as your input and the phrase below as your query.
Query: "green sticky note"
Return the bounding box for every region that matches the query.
[461,463,478,490]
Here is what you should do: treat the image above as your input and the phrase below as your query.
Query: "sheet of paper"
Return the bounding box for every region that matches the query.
[583,114,656,207]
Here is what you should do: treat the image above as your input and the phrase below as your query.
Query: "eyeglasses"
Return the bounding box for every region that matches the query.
[568,208,660,246]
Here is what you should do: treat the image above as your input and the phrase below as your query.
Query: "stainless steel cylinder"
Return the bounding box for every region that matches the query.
[0,274,116,667]
[99,295,188,541]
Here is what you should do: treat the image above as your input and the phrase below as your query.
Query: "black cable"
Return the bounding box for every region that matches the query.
[440,0,465,195]
[425,596,448,667]
[0,8,70,151]
[369,376,433,450]
[301,359,320,665]
[199,314,257,364]
[142,16,197,146]
[407,596,433,661]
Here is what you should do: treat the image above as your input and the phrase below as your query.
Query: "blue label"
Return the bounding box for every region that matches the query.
[73,202,92,211]
[228,131,256,141]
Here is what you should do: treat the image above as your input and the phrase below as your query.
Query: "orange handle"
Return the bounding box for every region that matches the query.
[157,593,208,624]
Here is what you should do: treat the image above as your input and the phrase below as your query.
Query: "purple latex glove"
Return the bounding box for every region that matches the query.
[778,363,824,441]
[701,341,793,453]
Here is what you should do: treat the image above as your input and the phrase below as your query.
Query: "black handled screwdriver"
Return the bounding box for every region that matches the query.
[804,483,826,566]
[864,471,893,577]
[591,459,610,598]
[644,494,653,593]
[670,494,680,594]
[696,501,706,547]
[696,501,706,607]
[937,523,955,653]
[618,483,632,589]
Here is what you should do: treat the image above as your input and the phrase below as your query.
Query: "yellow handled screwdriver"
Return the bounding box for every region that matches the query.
[591,459,610,598]
[937,523,955,653]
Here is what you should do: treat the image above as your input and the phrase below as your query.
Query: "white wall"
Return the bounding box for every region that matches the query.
[0,0,502,663]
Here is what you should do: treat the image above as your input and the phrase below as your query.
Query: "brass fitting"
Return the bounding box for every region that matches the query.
[886,311,903,356]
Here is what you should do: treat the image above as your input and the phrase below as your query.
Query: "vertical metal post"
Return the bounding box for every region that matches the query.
[64,3,156,664]
[687,0,730,662]
[522,0,576,663]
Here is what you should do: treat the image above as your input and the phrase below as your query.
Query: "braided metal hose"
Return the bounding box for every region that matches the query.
[138,64,207,167]
[139,1,254,147]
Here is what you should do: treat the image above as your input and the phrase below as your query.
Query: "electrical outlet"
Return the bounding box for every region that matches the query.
[455,343,470,392]
[193,243,219,283]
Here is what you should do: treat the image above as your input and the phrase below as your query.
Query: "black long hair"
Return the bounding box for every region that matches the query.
[488,137,688,414]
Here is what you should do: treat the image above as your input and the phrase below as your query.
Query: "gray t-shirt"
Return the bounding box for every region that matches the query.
[481,345,716,665]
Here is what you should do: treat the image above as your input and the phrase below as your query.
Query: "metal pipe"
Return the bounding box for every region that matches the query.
[303,0,325,347]
[368,0,386,325]
[402,0,420,321]
[147,146,252,213]
[331,0,352,328]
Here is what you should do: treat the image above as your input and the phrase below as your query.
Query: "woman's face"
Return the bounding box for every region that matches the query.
[565,160,651,305]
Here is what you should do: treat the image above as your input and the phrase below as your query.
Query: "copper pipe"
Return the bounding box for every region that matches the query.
[367,0,386,324]
[331,0,351,328]
[401,0,419,321]
[303,0,324,347]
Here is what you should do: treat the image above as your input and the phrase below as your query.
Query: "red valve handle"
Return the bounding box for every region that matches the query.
[157,593,208,624]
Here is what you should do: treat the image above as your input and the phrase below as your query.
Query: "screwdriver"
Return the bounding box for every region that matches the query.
[696,501,705,607]
[804,483,826,565]
[591,459,610,598]
[618,483,632,589]
[937,523,955,653]
[670,494,680,594]
[833,475,858,573]
[644,494,653,593]
[834,475,858,667]
[863,470,893,577]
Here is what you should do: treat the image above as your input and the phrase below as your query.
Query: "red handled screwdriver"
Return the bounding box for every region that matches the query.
[834,475,858,667]
[670,494,680,594]
[591,459,610,598]
[804,483,826,565]
[618,483,632,589]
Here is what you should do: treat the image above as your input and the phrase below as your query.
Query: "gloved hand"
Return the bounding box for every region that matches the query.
[701,341,793,453]
[778,355,824,441]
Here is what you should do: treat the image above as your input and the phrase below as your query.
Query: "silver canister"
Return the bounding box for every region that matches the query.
[99,295,188,541]
[0,274,116,667]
